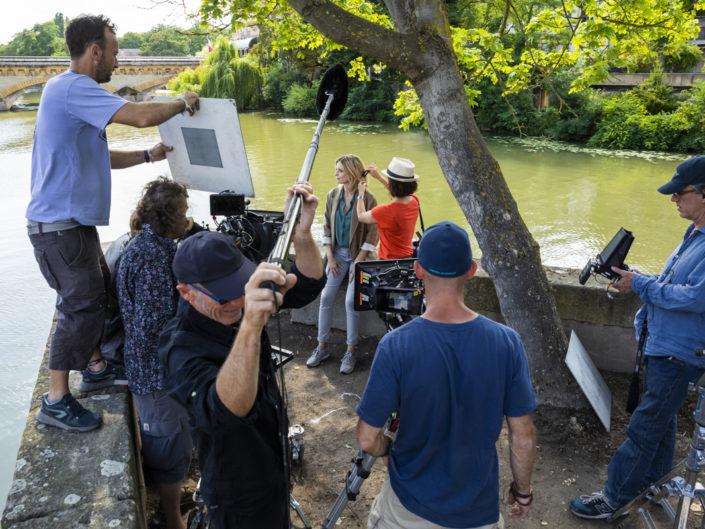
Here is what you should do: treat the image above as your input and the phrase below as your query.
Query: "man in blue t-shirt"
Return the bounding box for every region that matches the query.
[356,221,537,529]
[27,14,200,433]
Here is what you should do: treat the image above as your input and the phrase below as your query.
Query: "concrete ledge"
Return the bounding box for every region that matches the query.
[2,321,145,529]
[292,265,643,373]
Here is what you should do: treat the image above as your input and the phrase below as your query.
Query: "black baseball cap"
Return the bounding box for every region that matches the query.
[173,231,256,300]
[658,155,705,194]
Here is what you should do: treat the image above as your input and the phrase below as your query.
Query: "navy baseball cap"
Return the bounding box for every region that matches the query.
[173,231,256,300]
[417,221,473,277]
[658,155,705,194]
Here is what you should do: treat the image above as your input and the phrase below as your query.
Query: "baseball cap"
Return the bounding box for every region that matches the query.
[173,231,256,300]
[658,155,705,194]
[417,221,473,277]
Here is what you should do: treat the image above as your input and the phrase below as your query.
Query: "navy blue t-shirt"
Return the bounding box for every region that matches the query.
[356,315,536,528]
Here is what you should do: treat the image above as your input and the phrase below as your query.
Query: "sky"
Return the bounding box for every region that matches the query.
[1,0,204,45]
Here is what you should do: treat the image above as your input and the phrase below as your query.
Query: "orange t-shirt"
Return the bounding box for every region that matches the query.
[370,195,420,259]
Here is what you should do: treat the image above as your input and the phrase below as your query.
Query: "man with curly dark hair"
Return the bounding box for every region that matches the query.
[27,14,200,432]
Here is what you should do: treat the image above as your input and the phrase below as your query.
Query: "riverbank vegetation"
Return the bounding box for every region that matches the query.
[4,5,705,153]
[169,0,705,153]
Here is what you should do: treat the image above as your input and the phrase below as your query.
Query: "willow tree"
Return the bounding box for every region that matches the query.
[198,0,703,407]
[168,36,264,108]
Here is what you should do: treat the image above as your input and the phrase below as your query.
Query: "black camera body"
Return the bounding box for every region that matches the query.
[209,192,284,263]
[353,259,425,318]
[578,227,634,285]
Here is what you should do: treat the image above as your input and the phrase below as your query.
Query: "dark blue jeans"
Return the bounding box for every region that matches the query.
[605,356,705,507]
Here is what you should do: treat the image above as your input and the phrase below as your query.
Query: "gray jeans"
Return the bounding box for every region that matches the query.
[29,225,109,370]
[317,246,360,346]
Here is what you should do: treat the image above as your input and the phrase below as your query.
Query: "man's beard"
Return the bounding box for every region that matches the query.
[96,56,113,84]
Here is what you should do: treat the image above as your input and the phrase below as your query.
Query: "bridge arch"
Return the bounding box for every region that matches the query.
[0,57,200,110]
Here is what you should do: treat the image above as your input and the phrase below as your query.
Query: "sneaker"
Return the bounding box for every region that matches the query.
[78,359,128,393]
[36,393,102,432]
[570,491,617,519]
[306,346,330,368]
[340,351,356,375]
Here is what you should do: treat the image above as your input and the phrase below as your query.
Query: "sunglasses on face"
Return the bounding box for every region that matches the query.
[191,284,230,305]
[673,187,697,197]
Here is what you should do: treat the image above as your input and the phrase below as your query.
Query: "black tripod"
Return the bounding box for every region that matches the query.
[320,450,377,529]
[610,362,705,529]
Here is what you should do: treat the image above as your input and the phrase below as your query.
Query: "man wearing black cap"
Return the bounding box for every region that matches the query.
[356,221,537,529]
[571,156,705,519]
[158,183,325,529]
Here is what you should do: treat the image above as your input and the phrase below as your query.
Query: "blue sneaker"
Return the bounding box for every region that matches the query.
[570,491,617,519]
[78,359,128,393]
[36,393,102,432]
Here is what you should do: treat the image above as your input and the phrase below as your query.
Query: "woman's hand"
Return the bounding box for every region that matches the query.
[358,181,367,197]
[327,255,341,277]
[366,162,382,181]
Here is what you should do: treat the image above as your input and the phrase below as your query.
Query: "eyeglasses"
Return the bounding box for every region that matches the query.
[673,187,697,197]
[191,284,230,305]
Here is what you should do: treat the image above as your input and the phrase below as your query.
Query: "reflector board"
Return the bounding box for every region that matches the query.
[154,97,254,196]
[565,330,612,432]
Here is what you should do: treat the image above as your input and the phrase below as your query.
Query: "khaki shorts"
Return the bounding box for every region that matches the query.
[367,475,504,529]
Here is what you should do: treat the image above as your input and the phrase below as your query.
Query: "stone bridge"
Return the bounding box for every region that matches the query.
[0,56,202,110]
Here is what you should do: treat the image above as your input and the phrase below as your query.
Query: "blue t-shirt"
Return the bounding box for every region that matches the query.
[26,69,128,225]
[356,315,536,528]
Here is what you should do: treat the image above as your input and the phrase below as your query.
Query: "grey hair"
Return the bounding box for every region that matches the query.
[693,183,705,194]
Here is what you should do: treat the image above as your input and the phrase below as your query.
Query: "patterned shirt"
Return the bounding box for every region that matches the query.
[117,224,178,395]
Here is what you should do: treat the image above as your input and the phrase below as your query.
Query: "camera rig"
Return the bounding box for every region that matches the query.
[353,258,425,331]
[208,191,285,264]
[578,227,634,285]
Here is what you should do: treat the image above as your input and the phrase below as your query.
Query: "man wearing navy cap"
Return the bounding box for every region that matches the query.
[356,221,537,529]
[158,183,325,529]
[571,156,705,519]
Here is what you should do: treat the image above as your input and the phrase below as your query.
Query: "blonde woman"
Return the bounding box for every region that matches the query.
[307,155,379,374]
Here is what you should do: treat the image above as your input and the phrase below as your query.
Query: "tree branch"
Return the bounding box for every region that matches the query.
[286,0,428,73]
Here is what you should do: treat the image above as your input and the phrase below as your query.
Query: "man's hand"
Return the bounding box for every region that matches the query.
[508,483,533,520]
[242,263,297,329]
[179,91,200,115]
[148,142,173,162]
[610,267,636,294]
[284,183,318,233]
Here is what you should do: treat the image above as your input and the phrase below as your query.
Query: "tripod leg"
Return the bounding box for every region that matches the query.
[320,451,377,529]
[290,495,312,529]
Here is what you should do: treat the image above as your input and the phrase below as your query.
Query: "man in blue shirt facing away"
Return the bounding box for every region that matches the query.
[571,155,705,519]
[356,221,537,529]
[27,14,200,432]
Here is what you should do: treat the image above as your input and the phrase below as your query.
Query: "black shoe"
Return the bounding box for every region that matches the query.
[36,393,102,432]
[78,359,128,393]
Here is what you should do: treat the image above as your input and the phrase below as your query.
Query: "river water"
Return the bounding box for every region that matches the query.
[0,106,690,511]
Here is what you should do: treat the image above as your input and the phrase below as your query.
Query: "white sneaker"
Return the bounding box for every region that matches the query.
[340,351,356,374]
[306,346,330,368]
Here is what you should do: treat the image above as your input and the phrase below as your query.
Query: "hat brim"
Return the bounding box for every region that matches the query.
[382,169,419,181]
[657,179,683,195]
[201,256,257,301]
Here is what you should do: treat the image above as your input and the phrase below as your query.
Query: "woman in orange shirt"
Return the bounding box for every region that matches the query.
[357,157,420,259]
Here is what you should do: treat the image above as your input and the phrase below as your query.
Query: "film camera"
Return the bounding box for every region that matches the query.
[209,191,284,264]
[578,227,634,285]
[353,258,425,330]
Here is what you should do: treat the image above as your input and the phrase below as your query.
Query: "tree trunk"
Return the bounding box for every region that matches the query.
[409,47,581,406]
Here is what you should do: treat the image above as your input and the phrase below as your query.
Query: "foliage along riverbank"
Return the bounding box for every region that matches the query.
[166,35,705,154]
